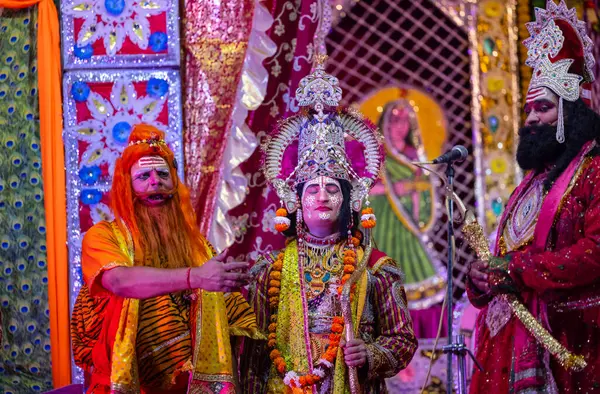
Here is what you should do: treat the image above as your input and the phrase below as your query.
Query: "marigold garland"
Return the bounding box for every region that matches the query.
[267,237,360,390]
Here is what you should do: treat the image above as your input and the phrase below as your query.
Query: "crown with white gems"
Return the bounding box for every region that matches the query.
[263,57,383,213]
[528,55,583,101]
[523,0,595,88]
[294,55,343,108]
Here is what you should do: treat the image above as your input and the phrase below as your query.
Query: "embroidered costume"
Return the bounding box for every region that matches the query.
[239,58,417,393]
[468,1,600,392]
[71,128,263,394]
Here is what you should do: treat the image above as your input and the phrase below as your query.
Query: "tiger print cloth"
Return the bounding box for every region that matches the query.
[72,286,259,392]
[71,221,263,392]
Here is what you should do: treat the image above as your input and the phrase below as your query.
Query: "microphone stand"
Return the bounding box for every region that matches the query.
[441,162,481,394]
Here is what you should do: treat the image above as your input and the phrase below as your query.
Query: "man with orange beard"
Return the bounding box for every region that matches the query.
[71,124,262,394]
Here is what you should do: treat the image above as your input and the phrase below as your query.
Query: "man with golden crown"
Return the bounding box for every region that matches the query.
[70,124,264,393]
[238,58,417,393]
[467,1,600,392]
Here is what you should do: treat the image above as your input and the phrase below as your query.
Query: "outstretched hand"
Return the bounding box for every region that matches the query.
[190,250,251,292]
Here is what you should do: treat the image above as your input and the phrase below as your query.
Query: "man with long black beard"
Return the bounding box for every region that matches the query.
[71,124,263,394]
[467,1,600,392]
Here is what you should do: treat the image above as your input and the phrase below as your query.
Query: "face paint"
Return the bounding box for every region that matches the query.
[302,176,343,236]
[524,87,559,126]
[130,155,175,207]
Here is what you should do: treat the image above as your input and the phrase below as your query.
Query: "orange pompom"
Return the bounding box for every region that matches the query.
[342,274,351,282]
[344,264,355,274]
[269,271,281,280]
[343,256,355,264]
[268,332,277,340]
[271,314,278,322]
[362,219,376,229]
[362,207,374,215]
[268,339,277,348]
[276,208,288,217]
[270,349,281,360]
[268,322,277,332]
[269,279,281,288]
[276,361,286,374]
[331,323,344,333]
[324,349,337,362]
[333,316,344,324]
[343,249,356,258]
[299,376,307,386]
[268,287,280,296]
[272,261,283,271]
[351,237,360,247]
[275,223,290,232]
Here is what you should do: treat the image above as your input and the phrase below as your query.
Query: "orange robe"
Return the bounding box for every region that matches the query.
[71,220,263,393]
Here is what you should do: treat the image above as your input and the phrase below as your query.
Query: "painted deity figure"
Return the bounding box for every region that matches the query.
[467,1,600,392]
[70,124,263,394]
[370,99,443,306]
[239,60,417,393]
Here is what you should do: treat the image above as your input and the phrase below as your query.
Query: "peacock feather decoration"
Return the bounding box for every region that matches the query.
[0,7,53,393]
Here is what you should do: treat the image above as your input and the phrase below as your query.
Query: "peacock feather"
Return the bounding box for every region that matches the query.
[0,7,52,392]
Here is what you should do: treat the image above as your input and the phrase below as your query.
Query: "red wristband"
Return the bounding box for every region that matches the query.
[186,267,192,290]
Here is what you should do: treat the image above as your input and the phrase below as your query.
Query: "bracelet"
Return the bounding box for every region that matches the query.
[186,267,192,290]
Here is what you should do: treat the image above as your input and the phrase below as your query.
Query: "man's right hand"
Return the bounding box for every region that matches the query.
[468,260,489,293]
[190,251,251,292]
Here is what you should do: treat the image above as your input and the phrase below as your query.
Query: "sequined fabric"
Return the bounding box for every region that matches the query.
[183,0,255,235]
[468,154,600,393]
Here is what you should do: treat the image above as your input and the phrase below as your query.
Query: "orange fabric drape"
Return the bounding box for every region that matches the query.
[0,0,70,387]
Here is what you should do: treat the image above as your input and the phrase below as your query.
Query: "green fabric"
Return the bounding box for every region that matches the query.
[0,7,53,392]
[371,157,436,284]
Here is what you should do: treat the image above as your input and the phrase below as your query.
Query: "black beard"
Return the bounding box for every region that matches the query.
[516,124,565,171]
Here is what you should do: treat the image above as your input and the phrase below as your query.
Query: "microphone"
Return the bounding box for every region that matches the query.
[431,145,468,164]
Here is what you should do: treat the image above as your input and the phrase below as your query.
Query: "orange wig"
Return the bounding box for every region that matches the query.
[110,124,210,262]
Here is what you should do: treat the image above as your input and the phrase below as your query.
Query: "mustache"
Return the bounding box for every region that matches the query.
[133,187,177,199]
[518,123,557,138]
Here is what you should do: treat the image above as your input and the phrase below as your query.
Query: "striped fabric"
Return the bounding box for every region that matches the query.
[136,293,192,389]
[70,285,110,373]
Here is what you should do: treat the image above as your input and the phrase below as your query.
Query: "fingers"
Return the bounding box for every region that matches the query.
[213,249,229,262]
[224,271,252,281]
[343,340,365,353]
[470,268,488,282]
[223,261,250,272]
[471,260,488,270]
[472,279,490,293]
[344,351,367,366]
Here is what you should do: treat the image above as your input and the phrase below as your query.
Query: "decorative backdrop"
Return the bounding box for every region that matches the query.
[325,0,474,303]
[222,0,327,262]
[61,0,180,68]
[0,8,53,393]
[62,69,183,383]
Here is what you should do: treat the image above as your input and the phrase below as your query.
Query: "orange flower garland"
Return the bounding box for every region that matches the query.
[267,237,359,390]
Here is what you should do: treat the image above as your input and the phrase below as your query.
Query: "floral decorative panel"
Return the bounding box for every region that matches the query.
[62,69,183,311]
[61,0,180,69]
